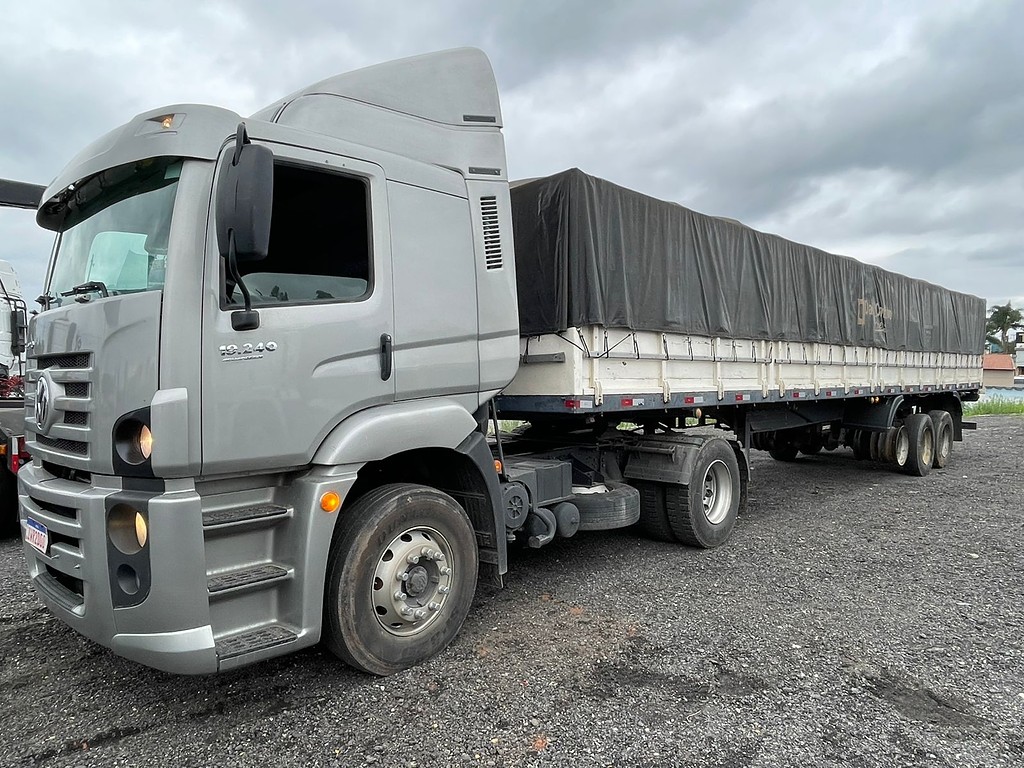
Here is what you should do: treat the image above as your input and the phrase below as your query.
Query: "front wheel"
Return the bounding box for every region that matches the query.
[324,483,478,675]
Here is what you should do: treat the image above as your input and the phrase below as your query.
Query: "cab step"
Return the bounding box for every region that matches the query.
[202,503,289,531]
[208,562,291,597]
[216,624,298,661]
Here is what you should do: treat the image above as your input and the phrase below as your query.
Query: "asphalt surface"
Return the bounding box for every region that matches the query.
[2,415,1022,767]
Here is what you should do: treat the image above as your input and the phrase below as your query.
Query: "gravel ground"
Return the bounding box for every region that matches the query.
[2,415,1022,768]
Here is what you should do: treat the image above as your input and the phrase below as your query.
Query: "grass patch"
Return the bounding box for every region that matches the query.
[963,398,1024,416]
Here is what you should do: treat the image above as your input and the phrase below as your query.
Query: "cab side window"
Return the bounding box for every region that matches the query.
[228,163,371,306]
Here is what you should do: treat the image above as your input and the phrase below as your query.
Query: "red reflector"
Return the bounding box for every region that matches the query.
[792,392,801,398]
[735,394,743,401]
[565,399,580,408]
[621,398,633,407]
[684,397,695,404]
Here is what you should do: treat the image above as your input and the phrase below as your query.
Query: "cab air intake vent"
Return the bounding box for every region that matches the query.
[480,196,502,270]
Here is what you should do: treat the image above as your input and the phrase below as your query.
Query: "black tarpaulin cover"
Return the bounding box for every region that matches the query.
[511,169,985,355]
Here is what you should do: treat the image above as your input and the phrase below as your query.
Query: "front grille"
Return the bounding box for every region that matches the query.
[41,461,92,484]
[36,435,88,456]
[64,383,90,398]
[36,353,92,370]
[45,566,84,598]
[28,496,77,520]
[63,411,88,426]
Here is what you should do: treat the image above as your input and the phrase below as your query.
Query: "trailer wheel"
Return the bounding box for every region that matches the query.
[572,482,641,531]
[768,442,799,462]
[888,424,910,470]
[800,433,824,456]
[324,483,477,676]
[852,430,872,460]
[664,439,740,548]
[633,481,677,542]
[902,413,935,477]
[928,410,954,469]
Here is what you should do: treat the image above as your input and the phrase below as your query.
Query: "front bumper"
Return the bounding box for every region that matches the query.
[18,462,218,674]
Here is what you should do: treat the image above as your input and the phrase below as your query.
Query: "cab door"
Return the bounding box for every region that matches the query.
[201,147,393,475]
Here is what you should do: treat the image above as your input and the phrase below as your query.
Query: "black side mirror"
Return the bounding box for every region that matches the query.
[216,124,274,263]
[217,124,273,330]
[10,308,26,356]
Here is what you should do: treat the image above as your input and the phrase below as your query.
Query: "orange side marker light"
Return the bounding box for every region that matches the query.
[320,491,341,513]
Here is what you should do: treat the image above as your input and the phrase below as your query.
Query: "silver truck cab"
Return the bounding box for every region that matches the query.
[20,48,519,674]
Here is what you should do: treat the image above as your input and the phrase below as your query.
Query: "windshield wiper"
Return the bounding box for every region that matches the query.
[60,281,110,301]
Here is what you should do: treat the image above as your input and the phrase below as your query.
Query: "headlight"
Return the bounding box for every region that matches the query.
[138,425,153,460]
[115,418,153,465]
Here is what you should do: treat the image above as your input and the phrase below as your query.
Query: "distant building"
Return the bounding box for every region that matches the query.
[1016,349,1024,376]
[983,353,1015,388]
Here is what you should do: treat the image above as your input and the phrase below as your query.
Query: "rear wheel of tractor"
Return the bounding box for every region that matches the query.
[664,439,741,548]
[854,430,873,460]
[572,482,641,531]
[633,481,677,542]
[902,413,935,477]
[324,483,478,676]
[928,410,954,469]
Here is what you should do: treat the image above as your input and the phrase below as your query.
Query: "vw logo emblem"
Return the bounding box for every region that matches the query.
[35,376,51,431]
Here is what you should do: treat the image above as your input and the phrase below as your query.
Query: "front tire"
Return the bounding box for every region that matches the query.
[324,483,478,676]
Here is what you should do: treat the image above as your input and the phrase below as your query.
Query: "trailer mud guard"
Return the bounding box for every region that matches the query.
[843,396,903,432]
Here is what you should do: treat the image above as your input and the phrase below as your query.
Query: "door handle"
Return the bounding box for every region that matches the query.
[379,333,393,381]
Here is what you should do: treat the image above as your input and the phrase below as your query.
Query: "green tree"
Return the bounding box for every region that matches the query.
[986,302,1023,354]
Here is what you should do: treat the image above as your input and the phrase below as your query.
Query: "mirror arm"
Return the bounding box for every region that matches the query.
[225,231,259,331]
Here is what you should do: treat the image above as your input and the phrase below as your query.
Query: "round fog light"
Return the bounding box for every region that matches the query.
[109,504,148,554]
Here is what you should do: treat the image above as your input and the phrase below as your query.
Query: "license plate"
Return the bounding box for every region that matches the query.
[24,518,49,556]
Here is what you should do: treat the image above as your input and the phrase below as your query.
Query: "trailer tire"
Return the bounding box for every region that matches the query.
[768,442,799,462]
[928,410,954,469]
[852,430,872,460]
[888,424,910,470]
[324,483,477,676]
[664,439,740,548]
[573,482,641,531]
[902,413,935,477]
[633,481,678,542]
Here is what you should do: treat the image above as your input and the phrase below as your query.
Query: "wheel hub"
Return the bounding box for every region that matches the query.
[701,459,733,525]
[372,527,454,637]
[406,565,429,596]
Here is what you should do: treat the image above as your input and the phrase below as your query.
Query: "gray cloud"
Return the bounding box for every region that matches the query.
[0,1,1020,311]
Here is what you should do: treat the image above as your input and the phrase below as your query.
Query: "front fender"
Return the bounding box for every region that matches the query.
[312,399,478,466]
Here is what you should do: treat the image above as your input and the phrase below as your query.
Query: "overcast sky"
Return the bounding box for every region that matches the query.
[1,1,1021,311]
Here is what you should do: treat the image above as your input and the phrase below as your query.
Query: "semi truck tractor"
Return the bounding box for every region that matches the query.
[0,179,39,532]
[19,49,984,676]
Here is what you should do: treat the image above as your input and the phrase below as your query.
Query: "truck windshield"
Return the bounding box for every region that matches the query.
[47,157,182,305]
